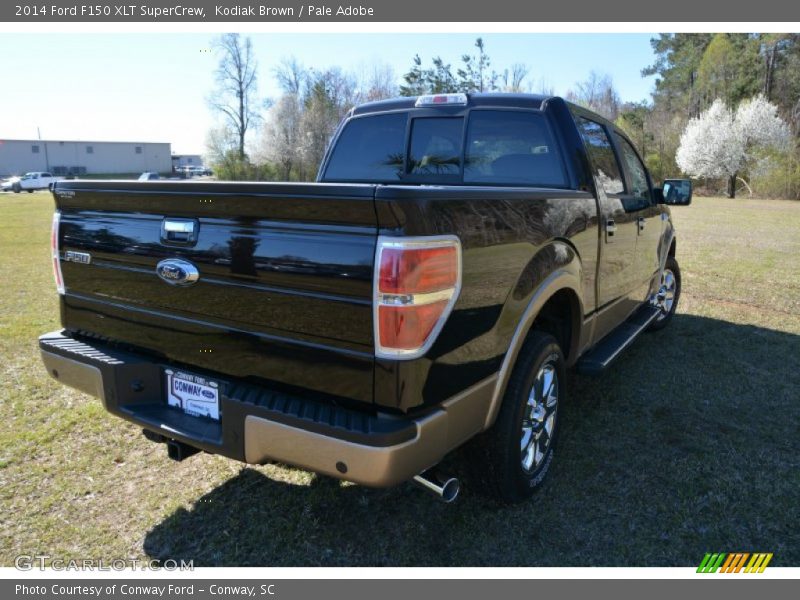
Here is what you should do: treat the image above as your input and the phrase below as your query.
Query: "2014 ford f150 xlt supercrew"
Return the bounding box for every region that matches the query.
[40,93,692,503]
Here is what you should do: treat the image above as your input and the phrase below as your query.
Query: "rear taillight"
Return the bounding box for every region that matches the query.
[51,211,64,295]
[374,236,461,359]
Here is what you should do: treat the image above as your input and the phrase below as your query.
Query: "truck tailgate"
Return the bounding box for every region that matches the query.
[53,180,378,404]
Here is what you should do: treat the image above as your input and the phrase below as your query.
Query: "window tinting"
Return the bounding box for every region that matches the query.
[576,117,624,195]
[323,113,406,182]
[408,118,463,177]
[615,134,650,202]
[465,111,567,186]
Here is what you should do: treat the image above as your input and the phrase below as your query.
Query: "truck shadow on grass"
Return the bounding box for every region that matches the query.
[142,313,800,567]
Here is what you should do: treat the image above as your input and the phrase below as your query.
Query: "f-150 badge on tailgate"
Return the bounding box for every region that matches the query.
[156,259,200,286]
[64,251,91,264]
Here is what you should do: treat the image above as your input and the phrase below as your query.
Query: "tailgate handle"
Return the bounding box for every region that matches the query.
[161,218,198,245]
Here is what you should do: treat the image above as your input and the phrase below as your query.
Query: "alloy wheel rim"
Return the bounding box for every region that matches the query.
[520,362,558,473]
[655,268,677,321]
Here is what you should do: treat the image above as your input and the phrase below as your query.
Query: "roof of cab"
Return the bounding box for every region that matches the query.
[351,93,555,116]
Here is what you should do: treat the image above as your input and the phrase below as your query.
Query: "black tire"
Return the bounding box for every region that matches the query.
[648,256,681,332]
[27,189,34,193]
[12,183,20,193]
[468,331,565,503]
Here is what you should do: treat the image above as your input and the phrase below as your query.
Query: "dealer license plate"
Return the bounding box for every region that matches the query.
[165,369,220,421]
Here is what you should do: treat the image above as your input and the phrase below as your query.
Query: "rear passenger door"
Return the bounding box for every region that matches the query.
[575,116,639,328]
[613,133,661,296]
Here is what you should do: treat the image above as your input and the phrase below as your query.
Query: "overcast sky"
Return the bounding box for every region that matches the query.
[0,33,657,154]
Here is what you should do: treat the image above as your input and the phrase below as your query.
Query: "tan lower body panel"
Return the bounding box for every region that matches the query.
[244,374,497,487]
[40,350,106,403]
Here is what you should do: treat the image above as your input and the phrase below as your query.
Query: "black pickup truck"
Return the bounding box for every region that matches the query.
[40,93,691,503]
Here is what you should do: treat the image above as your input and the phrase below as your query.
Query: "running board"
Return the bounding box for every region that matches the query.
[576,305,661,375]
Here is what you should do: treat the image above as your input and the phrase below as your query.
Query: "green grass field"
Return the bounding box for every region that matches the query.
[1,191,798,566]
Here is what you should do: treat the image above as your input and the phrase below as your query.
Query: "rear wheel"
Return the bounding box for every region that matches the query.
[469,331,565,503]
[648,256,681,331]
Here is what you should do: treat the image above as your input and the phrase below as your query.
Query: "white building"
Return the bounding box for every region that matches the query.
[0,139,171,177]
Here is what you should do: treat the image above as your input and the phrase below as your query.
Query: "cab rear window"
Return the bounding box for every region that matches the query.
[322,112,406,182]
[322,108,567,188]
[408,117,463,178]
[464,111,567,187]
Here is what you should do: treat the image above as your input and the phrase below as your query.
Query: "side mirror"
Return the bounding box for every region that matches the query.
[660,179,692,206]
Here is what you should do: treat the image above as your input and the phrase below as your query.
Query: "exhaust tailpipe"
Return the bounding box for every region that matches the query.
[413,470,460,503]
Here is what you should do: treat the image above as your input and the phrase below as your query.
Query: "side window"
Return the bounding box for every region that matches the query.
[615,134,651,203]
[575,116,624,195]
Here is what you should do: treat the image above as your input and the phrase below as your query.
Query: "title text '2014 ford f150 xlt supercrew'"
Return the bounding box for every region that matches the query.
[40,93,692,503]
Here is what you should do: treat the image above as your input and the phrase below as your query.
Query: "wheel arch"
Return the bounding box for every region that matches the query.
[482,267,584,431]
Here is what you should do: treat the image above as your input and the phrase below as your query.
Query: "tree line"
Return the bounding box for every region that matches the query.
[620,34,800,198]
[205,33,398,182]
[206,33,800,199]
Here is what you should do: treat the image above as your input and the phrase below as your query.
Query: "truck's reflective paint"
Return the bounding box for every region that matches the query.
[51,95,674,416]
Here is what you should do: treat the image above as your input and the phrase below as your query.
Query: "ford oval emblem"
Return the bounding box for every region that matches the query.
[156,259,200,286]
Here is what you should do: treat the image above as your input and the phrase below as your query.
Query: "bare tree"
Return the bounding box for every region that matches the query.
[500,63,529,92]
[362,62,398,101]
[513,64,529,91]
[566,71,621,120]
[210,33,260,159]
[529,76,555,96]
[274,56,308,96]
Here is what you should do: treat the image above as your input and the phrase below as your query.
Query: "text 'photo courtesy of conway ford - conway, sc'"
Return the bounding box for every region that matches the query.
[41,93,692,503]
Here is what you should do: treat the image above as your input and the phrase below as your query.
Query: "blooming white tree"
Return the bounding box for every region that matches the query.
[256,94,303,180]
[676,95,790,198]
